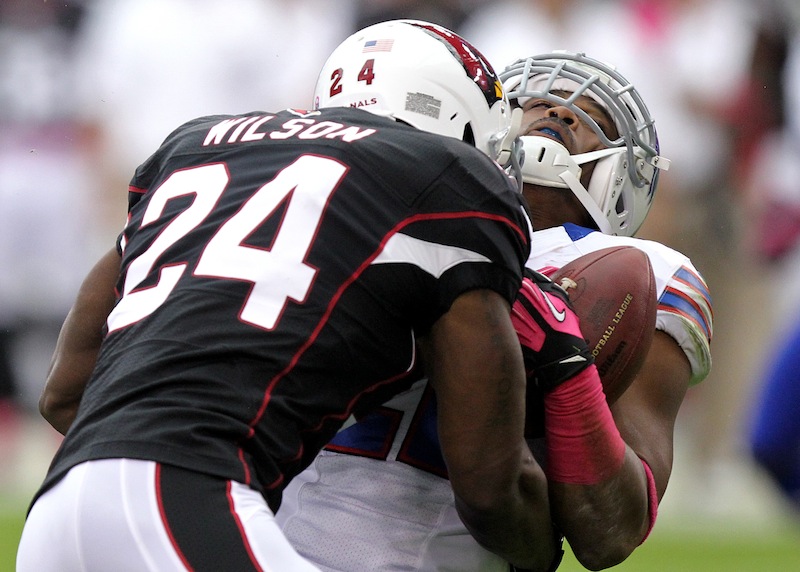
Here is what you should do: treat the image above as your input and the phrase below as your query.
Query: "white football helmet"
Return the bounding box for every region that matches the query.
[313,20,520,165]
[500,52,670,236]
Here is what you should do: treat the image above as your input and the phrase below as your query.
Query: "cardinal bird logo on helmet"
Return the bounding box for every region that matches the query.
[407,21,503,108]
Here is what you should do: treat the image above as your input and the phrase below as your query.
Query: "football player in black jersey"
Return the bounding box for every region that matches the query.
[17,20,594,572]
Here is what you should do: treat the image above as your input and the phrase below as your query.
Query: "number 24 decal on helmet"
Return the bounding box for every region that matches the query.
[313,19,520,165]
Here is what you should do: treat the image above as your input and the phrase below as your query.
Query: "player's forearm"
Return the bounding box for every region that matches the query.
[40,248,120,433]
[548,448,650,569]
[39,390,82,435]
[430,288,563,570]
[41,341,103,434]
[454,452,561,572]
[543,366,652,569]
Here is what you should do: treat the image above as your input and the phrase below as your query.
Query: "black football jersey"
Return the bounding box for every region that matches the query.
[41,107,530,510]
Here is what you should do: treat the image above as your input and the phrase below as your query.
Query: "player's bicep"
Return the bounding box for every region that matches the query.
[610,330,691,498]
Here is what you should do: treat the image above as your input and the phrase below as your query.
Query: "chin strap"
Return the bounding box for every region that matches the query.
[519,137,624,234]
[558,170,614,234]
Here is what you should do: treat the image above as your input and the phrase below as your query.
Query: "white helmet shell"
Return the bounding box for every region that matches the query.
[314,20,518,163]
[501,52,670,236]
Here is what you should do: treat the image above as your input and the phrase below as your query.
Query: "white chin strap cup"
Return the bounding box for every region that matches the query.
[519,136,578,188]
[518,136,615,234]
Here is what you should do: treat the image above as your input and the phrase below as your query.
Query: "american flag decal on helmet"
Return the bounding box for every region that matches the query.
[363,39,394,53]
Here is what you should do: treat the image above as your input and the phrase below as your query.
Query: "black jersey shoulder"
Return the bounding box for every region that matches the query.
[318,107,520,211]
[134,107,518,209]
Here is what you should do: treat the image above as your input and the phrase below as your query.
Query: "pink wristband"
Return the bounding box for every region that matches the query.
[639,457,659,544]
[544,366,626,484]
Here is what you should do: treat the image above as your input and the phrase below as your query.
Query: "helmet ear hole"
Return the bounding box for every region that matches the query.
[615,194,625,215]
[462,123,475,147]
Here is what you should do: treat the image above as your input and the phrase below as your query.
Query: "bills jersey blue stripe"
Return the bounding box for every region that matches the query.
[659,288,712,340]
[564,222,595,241]
[327,408,402,459]
[675,266,711,304]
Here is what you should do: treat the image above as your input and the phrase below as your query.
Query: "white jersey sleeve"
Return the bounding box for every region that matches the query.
[527,224,712,384]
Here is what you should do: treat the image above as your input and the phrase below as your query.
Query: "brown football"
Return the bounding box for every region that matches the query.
[550,246,657,404]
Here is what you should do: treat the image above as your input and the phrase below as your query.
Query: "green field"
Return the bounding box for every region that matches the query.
[560,526,800,571]
[1,506,24,572]
[3,503,799,571]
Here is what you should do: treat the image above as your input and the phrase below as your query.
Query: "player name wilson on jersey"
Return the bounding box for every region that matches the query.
[202,110,377,147]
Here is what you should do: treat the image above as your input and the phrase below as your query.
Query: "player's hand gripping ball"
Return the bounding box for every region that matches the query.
[550,246,657,404]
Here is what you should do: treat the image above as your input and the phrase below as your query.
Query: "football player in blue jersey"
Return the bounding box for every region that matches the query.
[276,52,713,572]
[749,318,800,513]
[17,21,598,572]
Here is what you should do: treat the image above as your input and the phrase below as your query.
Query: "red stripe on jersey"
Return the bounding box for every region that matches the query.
[225,482,264,572]
[396,384,449,478]
[155,463,195,571]
[423,209,529,245]
[237,448,251,486]
[324,407,404,459]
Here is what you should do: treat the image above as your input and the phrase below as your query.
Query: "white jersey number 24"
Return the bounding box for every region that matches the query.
[106,156,346,333]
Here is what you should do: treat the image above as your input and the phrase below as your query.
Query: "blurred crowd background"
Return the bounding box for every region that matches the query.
[2,0,800,541]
